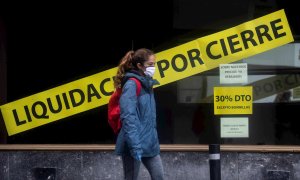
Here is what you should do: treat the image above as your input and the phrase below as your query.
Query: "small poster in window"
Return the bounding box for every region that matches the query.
[292,87,300,100]
[219,63,248,84]
[214,86,253,114]
[221,117,249,138]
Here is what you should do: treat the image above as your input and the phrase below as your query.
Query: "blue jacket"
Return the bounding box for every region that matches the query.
[115,71,160,159]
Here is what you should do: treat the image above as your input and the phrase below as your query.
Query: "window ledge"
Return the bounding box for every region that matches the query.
[1,144,300,152]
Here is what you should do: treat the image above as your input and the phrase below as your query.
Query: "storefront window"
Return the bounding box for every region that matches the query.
[154,42,300,145]
[1,0,300,145]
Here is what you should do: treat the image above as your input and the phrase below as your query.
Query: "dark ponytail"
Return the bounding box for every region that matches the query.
[114,51,134,88]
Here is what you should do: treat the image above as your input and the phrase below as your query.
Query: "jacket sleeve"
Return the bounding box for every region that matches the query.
[119,80,142,159]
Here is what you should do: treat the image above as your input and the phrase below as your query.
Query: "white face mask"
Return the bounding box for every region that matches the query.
[144,66,155,77]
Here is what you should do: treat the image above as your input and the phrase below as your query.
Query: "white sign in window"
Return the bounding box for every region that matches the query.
[219,63,248,84]
[221,117,249,138]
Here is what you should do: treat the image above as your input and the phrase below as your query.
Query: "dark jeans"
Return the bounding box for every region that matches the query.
[122,154,165,180]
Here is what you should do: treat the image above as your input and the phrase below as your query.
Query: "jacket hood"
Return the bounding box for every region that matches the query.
[122,70,159,90]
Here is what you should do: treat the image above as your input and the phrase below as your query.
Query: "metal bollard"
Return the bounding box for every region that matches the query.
[209,144,221,180]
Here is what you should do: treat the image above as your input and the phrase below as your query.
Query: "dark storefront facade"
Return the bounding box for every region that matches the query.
[0,1,300,179]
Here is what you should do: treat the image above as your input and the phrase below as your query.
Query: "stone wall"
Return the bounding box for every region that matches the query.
[0,150,299,180]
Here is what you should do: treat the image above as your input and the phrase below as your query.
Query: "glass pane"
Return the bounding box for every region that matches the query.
[2,0,300,145]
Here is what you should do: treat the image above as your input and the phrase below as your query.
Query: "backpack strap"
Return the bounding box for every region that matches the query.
[129,77,142,96]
